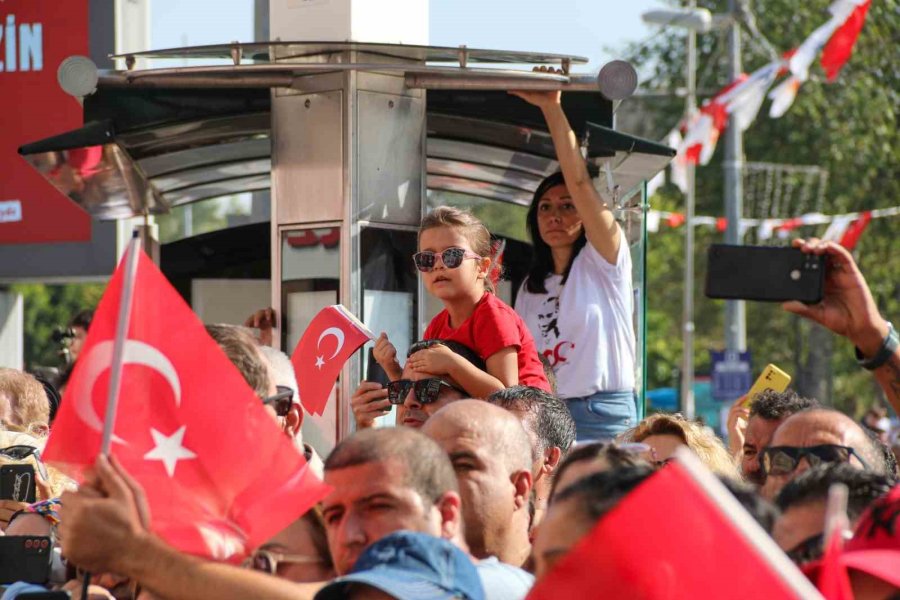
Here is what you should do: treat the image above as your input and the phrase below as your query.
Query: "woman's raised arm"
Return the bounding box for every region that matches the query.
[510,89,621,264]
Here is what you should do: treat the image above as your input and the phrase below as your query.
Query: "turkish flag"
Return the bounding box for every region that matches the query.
[44,250,330,561]
[528,451,818,599]
[821,0,871,82]
[838,210,871,250]
[291,305,375,416]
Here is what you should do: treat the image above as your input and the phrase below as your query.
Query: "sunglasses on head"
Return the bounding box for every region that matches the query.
[412,247,482,273]
[262,385,294,417]
[0,445,49,480]
[386,378,466,405]
[760,444,870,477]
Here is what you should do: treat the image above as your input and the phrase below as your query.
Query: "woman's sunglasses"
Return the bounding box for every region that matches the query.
[0,445,49,480]
[760,444,869,477]
[262,385,294,417]
[412,247,482,273]
[386,378,466,405]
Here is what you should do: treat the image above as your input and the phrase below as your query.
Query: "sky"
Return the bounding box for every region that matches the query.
[150,0,661,71]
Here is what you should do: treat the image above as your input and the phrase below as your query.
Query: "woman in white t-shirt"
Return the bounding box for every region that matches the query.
[511,89,637,442]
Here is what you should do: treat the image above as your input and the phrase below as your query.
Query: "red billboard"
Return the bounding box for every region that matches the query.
[0,0,91,244]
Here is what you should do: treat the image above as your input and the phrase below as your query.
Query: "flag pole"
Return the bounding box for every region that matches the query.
[100,231,143,456]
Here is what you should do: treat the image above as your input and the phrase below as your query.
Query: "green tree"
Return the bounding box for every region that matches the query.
[10,283,106,370]
[630,0,899,414]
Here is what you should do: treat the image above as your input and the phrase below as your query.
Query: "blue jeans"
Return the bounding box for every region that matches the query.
[566,390,637,442]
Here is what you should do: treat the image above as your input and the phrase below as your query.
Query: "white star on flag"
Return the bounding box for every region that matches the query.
[144,426,197,477]
[315,355,325,369]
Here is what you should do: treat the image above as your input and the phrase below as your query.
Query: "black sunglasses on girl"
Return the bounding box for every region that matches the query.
[412,247,482,272]
[386,378,466,405]
[760,444,869,477]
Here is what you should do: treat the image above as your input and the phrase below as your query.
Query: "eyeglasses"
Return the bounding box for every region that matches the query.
[262,385,294,417]
[0,445,49,481]
[386,378,466,405]
[760,444,870,477]
[412,247,482,273]
[243,549,325,574]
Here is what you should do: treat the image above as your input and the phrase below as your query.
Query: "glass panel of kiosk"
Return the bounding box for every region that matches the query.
[281,227,340,454]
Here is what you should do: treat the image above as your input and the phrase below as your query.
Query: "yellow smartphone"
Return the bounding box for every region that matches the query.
[743,364,791,406]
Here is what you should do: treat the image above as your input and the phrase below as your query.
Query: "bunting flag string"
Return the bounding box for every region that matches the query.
[666,0,870,167]
[645,205,897,250]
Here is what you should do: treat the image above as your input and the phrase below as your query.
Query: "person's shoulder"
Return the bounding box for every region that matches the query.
[480,292,519,316]
[576,234,631,274]
[475,557,534,599]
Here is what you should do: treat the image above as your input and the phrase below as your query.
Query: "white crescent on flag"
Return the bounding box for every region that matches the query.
[74,339,182,445]
[316,326,346,361]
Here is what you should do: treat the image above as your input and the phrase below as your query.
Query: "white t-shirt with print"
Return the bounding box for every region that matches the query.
[515,239,635,398]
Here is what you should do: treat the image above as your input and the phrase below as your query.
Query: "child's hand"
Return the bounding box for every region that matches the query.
[373,332,400,367]
[407,343,459,376]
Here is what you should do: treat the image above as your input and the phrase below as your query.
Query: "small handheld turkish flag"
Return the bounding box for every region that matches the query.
[528,448,821,600]
[291,305,375,416]
[44,250,330,561]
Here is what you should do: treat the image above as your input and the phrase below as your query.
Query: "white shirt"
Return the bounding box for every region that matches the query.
[515,239,635,398]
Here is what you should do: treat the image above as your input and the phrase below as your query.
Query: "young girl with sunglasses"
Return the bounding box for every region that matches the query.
[373,207,550,397]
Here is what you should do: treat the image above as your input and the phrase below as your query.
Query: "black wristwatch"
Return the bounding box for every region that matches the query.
[855,321,899,371]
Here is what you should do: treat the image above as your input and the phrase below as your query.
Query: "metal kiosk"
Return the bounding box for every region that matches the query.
[20,39,674,454]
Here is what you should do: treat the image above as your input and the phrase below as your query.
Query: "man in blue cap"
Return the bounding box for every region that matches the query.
[315,531,484,600]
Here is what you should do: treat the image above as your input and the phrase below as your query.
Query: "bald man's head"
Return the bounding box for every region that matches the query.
[761,408,886,500]
[424,399,532,474]
[422,399,534,564]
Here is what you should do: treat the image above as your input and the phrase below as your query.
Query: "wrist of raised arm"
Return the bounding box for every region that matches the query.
[850,317,891,358]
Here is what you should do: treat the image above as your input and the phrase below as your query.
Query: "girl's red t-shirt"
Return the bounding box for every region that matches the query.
[423,293,551,392]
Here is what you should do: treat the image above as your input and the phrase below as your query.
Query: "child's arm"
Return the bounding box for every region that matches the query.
[372,332,403,381]
[407,345,518,398]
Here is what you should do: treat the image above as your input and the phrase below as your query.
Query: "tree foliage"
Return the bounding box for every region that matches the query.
[10,283,105,370]
[631,0,899,414]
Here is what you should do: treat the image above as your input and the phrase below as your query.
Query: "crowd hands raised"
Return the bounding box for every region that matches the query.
[1,94,899,599]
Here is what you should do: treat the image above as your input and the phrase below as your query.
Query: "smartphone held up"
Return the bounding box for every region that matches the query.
[705,244,825,304]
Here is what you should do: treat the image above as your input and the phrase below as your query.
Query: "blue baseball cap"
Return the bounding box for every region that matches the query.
[314,531,484,600]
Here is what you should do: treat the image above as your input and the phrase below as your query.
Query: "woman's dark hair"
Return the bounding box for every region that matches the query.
[524,172,587,294]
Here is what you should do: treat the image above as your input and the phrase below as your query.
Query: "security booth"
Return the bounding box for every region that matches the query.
[19,38,674,454]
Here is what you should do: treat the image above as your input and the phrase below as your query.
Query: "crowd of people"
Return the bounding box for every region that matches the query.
[0,91,898,599]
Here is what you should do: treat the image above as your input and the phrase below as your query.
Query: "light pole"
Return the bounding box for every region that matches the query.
[723,0,746,356]
[642,3,712,420]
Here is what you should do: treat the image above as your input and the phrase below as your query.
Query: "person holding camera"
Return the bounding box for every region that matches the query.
[509,88,636,442]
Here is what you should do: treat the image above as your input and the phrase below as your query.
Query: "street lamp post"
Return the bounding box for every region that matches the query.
[642,2,712,420]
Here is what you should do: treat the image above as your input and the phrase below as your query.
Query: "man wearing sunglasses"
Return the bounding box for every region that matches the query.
[351,339,483,430]
[760,408,890,500]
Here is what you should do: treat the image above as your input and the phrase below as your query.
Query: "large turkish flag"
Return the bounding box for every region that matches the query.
[44,249,330,560]
[291,305,375,416]
[528,451,820,599]
[0,0,92,244]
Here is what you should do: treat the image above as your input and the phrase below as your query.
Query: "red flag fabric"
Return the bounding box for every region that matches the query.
[838,210,871,250]
[44,251,329,561]
[666,213,686,228]
[816,529,853,600]
[527,454,817,600]
[291,305,374,415]
[821,0,871,81]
